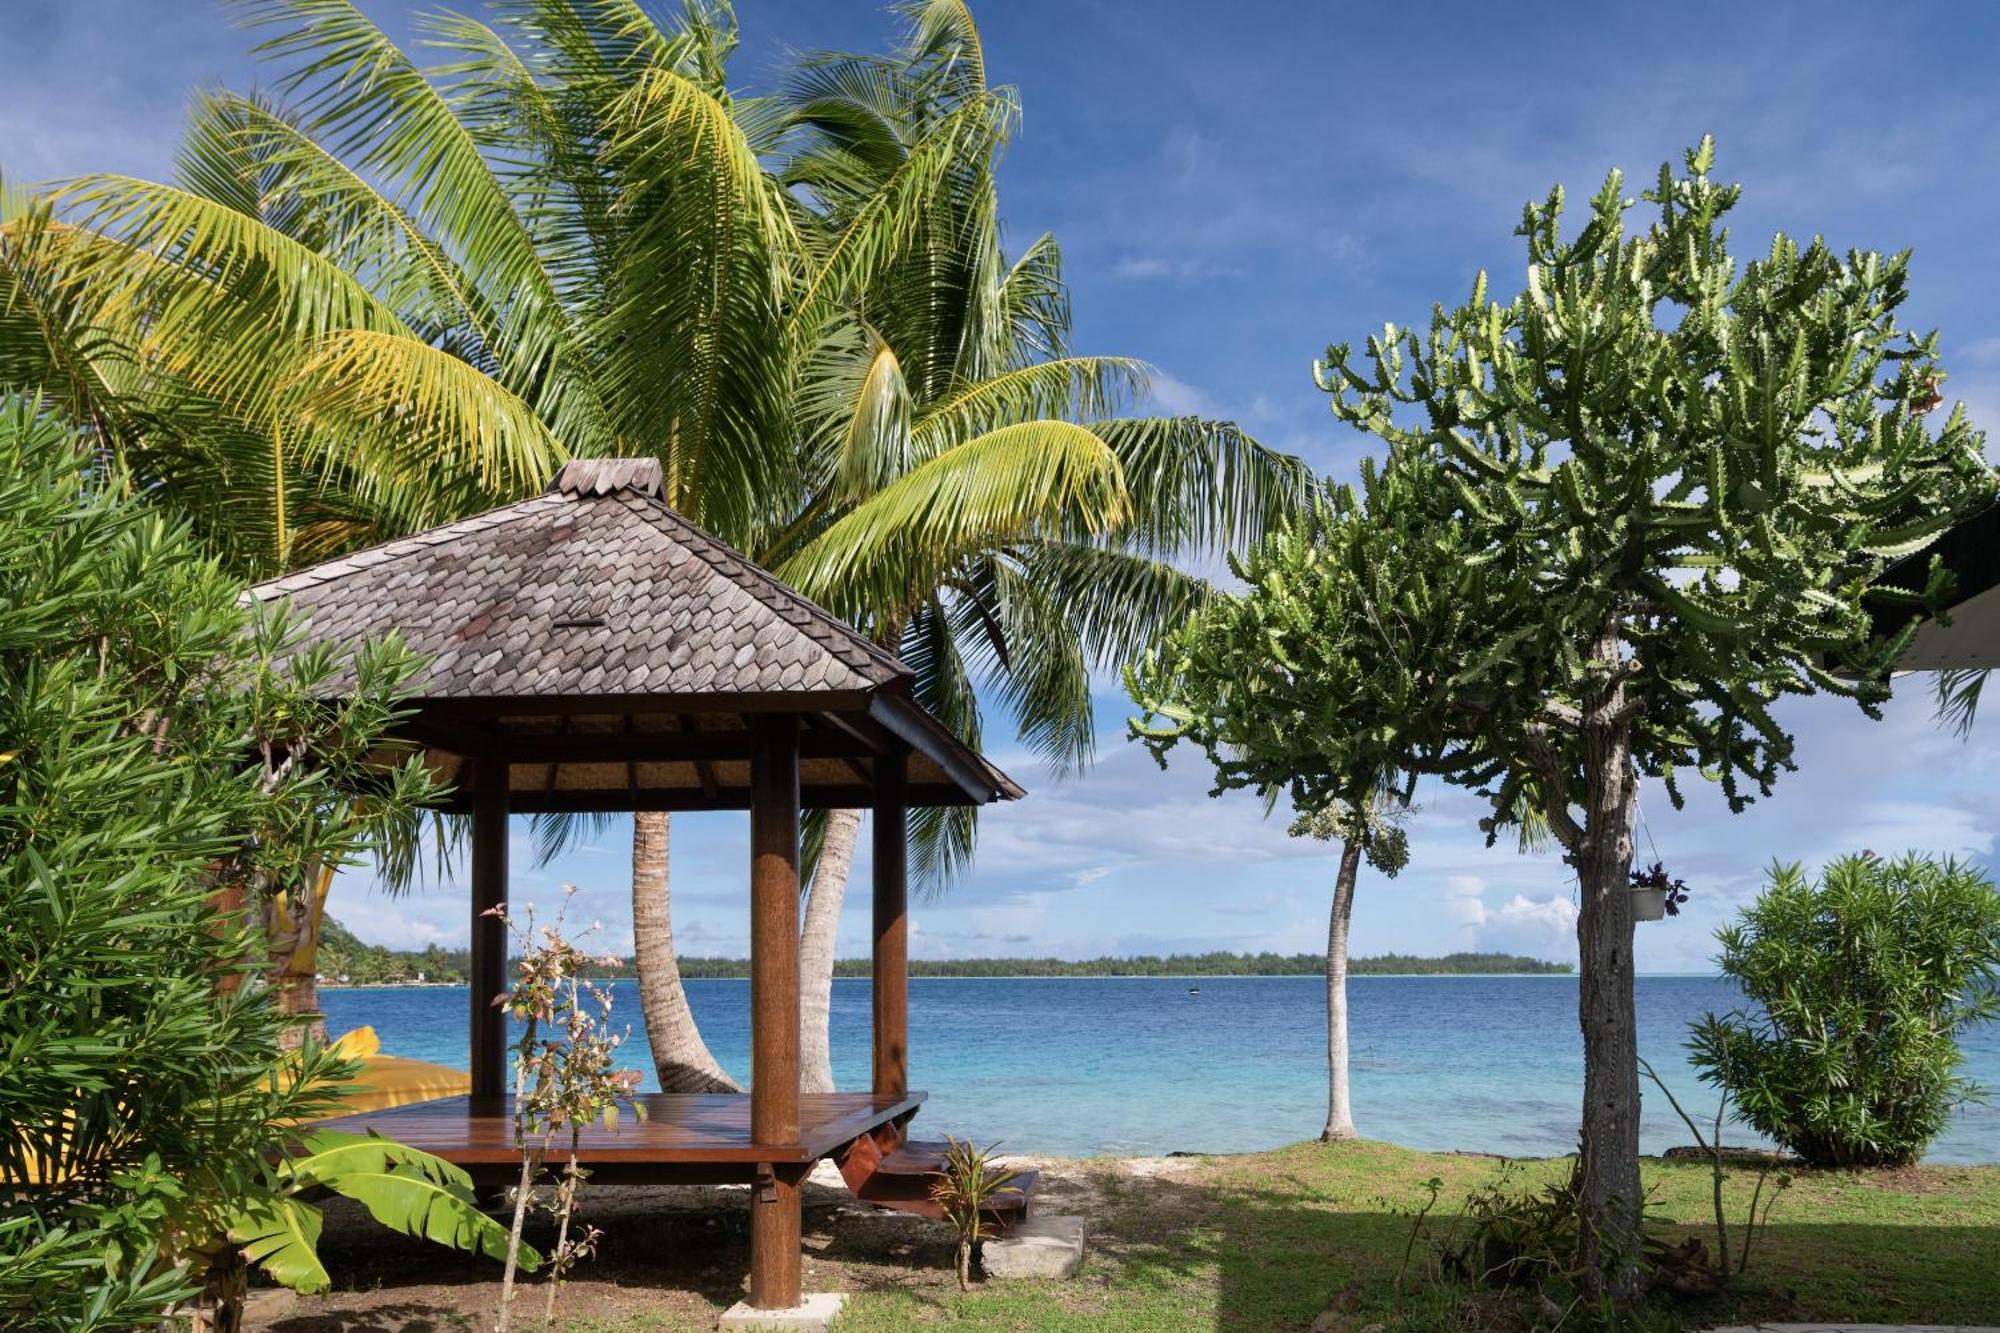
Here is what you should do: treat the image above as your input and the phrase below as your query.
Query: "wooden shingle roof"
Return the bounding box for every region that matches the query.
[250,459,908,702]
[248,459,1021,811]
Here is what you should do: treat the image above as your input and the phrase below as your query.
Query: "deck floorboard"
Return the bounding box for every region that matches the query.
[314,1091,925,1168]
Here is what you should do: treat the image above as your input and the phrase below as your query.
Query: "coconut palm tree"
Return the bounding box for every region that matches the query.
[769,2,1312,1091]
[5,0,795,1080]
[1,0,1308,1095]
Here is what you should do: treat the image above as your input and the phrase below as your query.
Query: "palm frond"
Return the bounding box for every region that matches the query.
[179,90,503,361]
[912,356,1146,455]
[899,600,979,889]
[951,558,1094,773]
[995,231,1067,365]
[230,0,618,453]
[0,191,139,461]
[780,419,1128,623]
[284,328,568,529]
[1936,667,1988,738]
[53,171,412,395]
[596,61,800,532]
[900,0,988,102]
[1086,415,1316,556]
[785,87,1014,354]
[1020,541,1213,673]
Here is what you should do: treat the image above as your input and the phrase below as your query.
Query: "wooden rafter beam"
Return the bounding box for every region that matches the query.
[679,714,720,798]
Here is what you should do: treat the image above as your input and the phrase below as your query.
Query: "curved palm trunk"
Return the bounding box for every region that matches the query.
[263,862,333,1049]
[1321,837,1363,1143]
[631,811,740,1093]
[798,807,863,1094]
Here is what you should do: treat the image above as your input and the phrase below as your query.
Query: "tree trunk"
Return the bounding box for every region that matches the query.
[798,807,862,1095]
[188,1249,248,1333]
[1321,837,1363,1142]
[1571,626,1644,1303]
[262,862,332,1049]
[631,811,740,1093]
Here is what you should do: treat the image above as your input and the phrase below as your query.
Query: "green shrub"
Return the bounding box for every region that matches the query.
[0,399,463,1327]
[1689,853,2000,1167]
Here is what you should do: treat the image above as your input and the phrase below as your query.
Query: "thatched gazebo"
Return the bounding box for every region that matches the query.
[253,459,1026,1314]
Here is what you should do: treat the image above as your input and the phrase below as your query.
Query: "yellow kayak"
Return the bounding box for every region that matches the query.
[312,1025,470,1116]
[6,1026,467,1185]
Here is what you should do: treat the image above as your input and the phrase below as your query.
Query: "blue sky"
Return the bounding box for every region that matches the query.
[9,1,2000,972]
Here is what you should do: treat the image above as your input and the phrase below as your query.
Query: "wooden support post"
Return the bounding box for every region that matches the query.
[469,757,509,1102]
[872,745,909,1100]
[748,715,801,1309]
[748,1164,804,1311]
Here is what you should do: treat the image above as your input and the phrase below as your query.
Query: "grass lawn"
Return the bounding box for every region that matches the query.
[267,1140,2000,1332]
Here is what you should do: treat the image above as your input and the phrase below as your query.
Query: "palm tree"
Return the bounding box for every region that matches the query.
[5,0,792,1079]
[1,0,1308,1095]
[768,2,1311,1091]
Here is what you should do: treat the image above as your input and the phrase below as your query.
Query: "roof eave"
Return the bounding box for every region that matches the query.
[868,692,1025,805]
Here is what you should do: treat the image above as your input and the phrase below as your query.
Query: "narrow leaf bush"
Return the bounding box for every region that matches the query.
[1690,853,2000,1167]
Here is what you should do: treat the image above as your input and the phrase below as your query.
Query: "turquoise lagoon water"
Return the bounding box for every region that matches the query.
[323,974,2000,1163]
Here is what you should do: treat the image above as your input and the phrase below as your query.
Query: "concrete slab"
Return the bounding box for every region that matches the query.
[716,1292,846,1331]
[982,1213,1086,1280]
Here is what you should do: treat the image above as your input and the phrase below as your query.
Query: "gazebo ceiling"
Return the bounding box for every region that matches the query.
[247,459,1022,811]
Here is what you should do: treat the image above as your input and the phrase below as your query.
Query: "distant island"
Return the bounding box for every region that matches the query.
[314,920,1569,985]
[692,951,1574,978]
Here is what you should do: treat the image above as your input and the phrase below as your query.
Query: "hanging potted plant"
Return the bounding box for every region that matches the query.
[1629,862,1689,922]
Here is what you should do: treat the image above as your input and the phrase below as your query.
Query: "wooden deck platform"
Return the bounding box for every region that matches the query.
[313,1091,926,1183]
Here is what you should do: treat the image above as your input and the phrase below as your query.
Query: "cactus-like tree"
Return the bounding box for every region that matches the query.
[1132,139,1994,1302]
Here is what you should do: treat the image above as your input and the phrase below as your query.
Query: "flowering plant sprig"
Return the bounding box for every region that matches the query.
[488,888,645,1332]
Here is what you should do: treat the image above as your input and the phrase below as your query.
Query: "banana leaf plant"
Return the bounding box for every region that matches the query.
[224,1128,534,1296]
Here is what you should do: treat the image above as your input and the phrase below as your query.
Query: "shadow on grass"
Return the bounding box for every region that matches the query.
[1064,1163,2000,1331]
[263,1158,2000,1332]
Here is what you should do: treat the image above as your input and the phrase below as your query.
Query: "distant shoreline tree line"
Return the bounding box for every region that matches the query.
[314,921,1570,984]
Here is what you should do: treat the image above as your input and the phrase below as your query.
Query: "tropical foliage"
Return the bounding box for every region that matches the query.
[0,400,509,1328]
[926,1136,1022,1290]
[226,1129,525,1297]
[3,0,1301,770]
[1691,853,2000,1168]
[1,0,1308,1097]
[1130,138,1996,1301]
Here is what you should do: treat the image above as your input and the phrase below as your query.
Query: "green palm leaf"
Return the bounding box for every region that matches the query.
[232,0,617,453]
[179,90,505,366]
[596,61,800,527]
[786,87,1013,352]
[781,419,1128,621]
[912,356,1146,454]
[1087,415,1316,555]
[284,328,568,528]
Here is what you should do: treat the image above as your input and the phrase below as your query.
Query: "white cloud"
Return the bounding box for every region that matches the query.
[1143,371,1214,415]
[1454,891,1579,957]
[1111,255,1235,282]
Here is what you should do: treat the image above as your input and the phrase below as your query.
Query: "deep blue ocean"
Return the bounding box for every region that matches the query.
[323,974,2000,1163]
